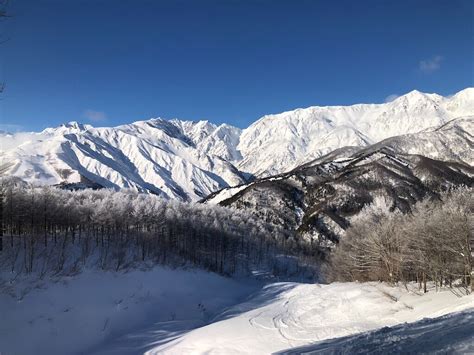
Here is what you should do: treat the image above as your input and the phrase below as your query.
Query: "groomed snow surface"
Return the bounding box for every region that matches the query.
[1,267,473,355]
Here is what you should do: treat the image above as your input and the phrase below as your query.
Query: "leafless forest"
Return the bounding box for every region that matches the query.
[0,178,316,280]
[328,187,474,292]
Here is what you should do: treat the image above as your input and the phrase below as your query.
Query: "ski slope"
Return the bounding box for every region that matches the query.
[150,282,474,354]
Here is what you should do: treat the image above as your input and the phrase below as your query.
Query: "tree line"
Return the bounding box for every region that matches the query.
[0,178,317,280]
[328,187,474,293]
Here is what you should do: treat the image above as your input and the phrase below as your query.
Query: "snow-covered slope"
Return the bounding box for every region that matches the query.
[3,268,471,355]
[279,308,474,354]
[0,119,244,201]
[377,116,474,165]
[149,282,474,354]
[0,266,259,355]
[237,88,474,176]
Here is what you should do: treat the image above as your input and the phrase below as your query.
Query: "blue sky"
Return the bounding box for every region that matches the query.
[1,0,473,132]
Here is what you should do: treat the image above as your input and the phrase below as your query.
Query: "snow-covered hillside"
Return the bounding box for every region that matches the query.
[1,88,472,199]
[376,116,474,165]
[0,119,244,200]
[237,88,474,176]
[204,139,473,252]
[2,267,472,355]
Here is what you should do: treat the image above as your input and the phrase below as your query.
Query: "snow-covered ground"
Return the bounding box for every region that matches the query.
[151,282,474,354]
[0,267,260,355]
[278,308,474,354]
[1,269,473,355]
[205,184,251,204]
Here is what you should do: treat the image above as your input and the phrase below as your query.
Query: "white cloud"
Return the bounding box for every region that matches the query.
[384,94,399,103]
[419,55,443,73]
[83,109,107,122]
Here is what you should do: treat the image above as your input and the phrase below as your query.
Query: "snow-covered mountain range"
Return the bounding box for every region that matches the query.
[0,88,473,200]
[237,88,474,176]
[0,119,244,200]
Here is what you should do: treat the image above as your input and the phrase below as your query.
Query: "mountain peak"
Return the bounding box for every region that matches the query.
[41,121,91,135]
[406,89,423,95]
[391,90,448,106]
[64,121,86,129]
[397,89,429,101]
